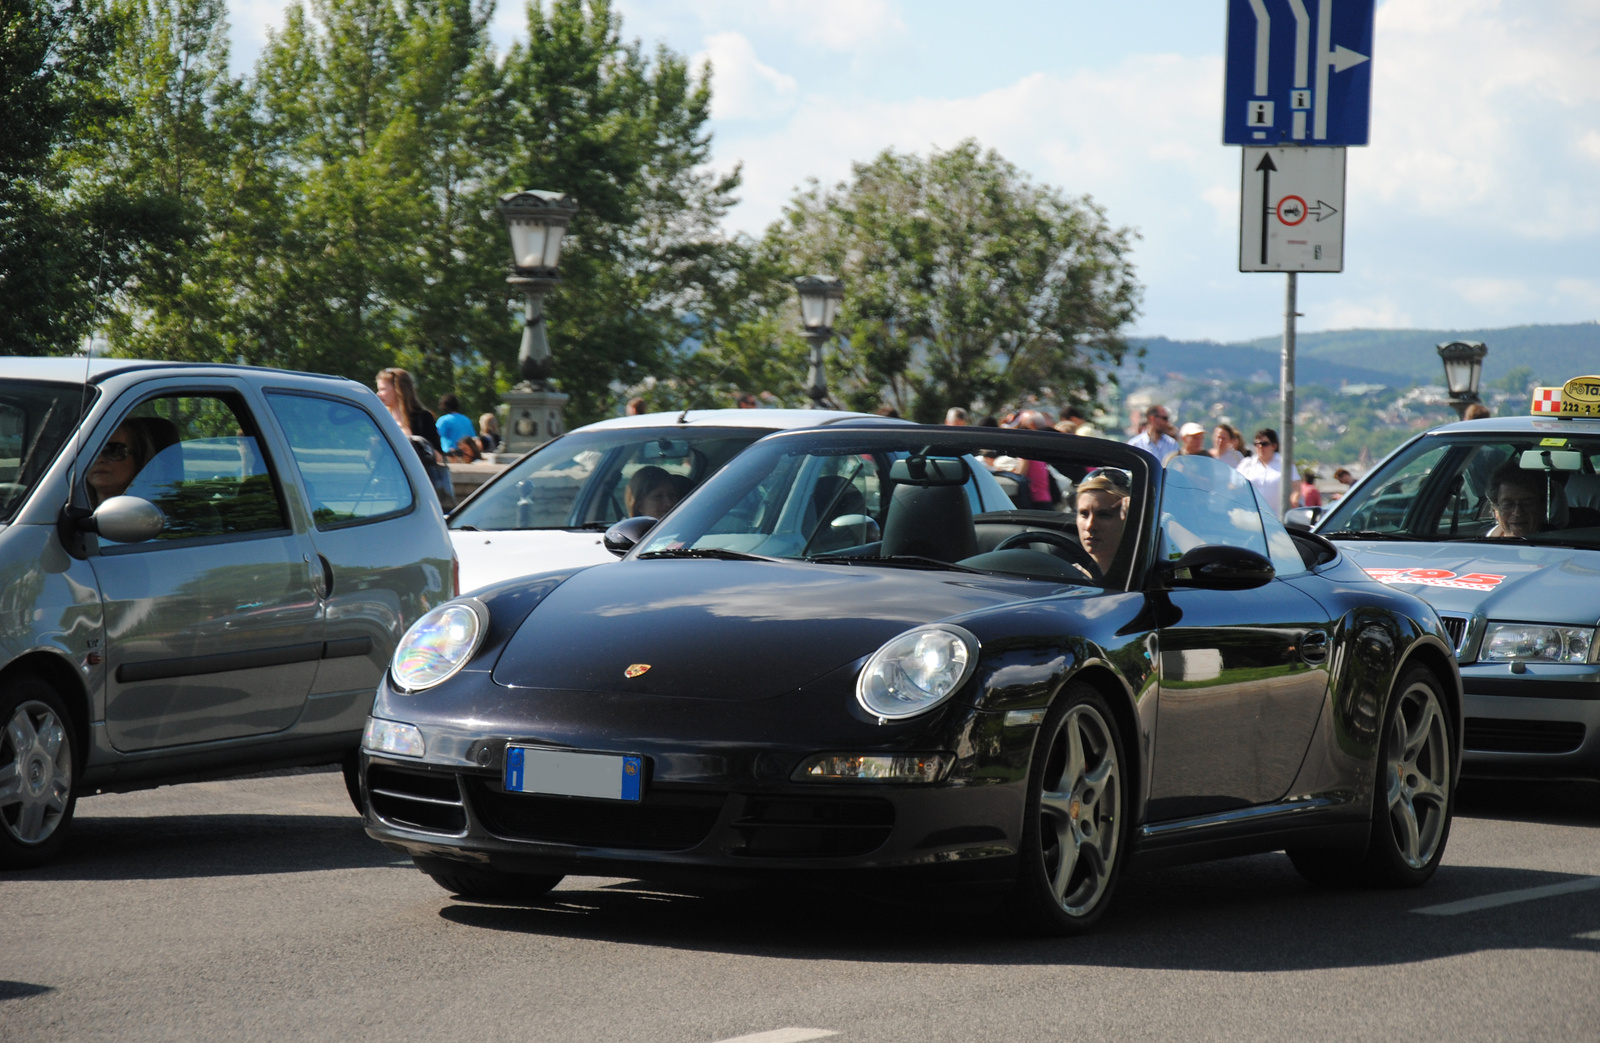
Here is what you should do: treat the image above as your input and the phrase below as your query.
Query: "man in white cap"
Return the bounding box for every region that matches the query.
[1174,422,1208,460]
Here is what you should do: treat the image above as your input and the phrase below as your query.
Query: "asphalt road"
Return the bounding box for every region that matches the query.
[4,770,1599,1043]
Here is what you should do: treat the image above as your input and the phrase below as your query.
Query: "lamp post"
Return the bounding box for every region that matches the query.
[496,190,576,454]
[794,275,844,406]
[1437,340,1488,419]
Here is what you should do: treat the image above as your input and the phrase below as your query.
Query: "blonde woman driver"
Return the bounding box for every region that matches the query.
[1074,471,1129,578]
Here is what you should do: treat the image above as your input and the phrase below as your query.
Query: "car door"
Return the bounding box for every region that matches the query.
[90,383,324,751]
[261,389,451,729]
[1148,455,1334,820]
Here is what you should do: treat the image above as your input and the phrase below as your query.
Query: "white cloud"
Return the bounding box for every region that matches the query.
[694,32,797,121]
[1317,297,1416,330]
[617,0,904,54]
[1359,0,1600,238]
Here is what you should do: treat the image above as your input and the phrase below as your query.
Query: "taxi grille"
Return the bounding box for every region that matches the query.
[466,779,726,850]
[1464,718,1586,754]
[732,797,895,858]
[1439,615,1469,656]
[367,764,468,835]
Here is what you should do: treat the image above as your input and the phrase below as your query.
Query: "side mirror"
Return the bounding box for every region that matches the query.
[1284,506,1323,532]
[1161,544,1275,590]
[830,513,881,541]
[91,495,166,543]
[603,515,657,557]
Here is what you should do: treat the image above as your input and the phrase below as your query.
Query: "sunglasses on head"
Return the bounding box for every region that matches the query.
[98,441,132,462]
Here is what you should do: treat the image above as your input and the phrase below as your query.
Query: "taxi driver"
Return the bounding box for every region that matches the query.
[1487,462,1546,538]
[1075,471,1129,575]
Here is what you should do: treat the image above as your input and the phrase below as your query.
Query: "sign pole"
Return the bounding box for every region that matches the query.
[1279,271,1297,517]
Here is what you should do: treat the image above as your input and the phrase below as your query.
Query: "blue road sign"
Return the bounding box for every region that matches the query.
[1223,0,1374,146]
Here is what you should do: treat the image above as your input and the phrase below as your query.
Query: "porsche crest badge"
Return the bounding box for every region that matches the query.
[624,663,651,679]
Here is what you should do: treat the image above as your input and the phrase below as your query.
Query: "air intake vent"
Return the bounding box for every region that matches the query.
[1464,718,1585,754]
[732,797,894,858]
[367,763,467,834]
[466,779,726,850]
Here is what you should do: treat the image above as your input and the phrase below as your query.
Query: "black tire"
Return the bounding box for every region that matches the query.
[0,674,78,870]
[1288,665,1454,889]
[341,749,364,814]
[428,868,564,902]
[1004,682,1131,935]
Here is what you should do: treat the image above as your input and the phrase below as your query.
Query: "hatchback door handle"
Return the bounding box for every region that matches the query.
[1300,630,1330,665]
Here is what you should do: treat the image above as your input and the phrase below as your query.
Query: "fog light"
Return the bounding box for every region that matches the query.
[792,753,951,783]
[363,716,424,758]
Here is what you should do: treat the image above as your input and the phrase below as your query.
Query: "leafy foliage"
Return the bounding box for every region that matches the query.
[768,141,1141,420]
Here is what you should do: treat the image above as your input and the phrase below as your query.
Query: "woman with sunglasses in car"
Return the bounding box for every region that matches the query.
[85,421,158,508]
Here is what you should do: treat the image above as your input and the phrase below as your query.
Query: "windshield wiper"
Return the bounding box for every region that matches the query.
[808,553,987,574]
[1320,530,1421,541]
[637,548,778,562]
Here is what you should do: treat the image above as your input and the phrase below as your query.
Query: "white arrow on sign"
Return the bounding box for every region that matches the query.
[1308,199,1339,221]
[1330,43,1370,73]
[1314,0,1371,140]
[1248,0,1271,95]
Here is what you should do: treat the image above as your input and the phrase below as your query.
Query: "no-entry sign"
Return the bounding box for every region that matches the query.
[1238,145,1345,272]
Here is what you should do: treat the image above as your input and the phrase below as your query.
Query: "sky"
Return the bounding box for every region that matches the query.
[224,0,1600,343]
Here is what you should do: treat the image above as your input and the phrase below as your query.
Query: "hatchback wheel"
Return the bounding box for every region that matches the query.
[1006,683,1129,934]
[0,676,77,869]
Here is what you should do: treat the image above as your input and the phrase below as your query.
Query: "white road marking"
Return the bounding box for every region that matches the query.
[711,1030,838,1043]
[1576,930,1600,940]
[1412,876,1600,916]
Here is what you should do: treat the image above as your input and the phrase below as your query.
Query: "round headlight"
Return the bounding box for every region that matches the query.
[857,624,979,720]
[390,601,485,692]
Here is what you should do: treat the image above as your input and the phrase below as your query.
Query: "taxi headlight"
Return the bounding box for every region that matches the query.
[857,624,978,720]
[1480,623,1596,664]
[390,601,485,692]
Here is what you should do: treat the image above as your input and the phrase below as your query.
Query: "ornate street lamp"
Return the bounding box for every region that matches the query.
[495,190,576,453]
[794,275,844,406]
[1437,340,1488,419]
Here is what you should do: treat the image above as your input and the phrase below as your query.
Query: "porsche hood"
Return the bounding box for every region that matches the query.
[1338,541,1600,625]
[489,558,1057,699]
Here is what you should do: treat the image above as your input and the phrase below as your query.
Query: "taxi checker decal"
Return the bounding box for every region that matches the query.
[1364,567,1506,592]
[1531,375,1600,418]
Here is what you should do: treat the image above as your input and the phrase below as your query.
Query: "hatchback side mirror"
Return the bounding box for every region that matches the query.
[603,516,657,557]
[1160,544,1275,590]
[90,495,166,543]
[1284,506,1323,532]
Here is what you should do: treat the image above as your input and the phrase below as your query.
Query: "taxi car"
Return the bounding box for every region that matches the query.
[1300,375,1600,781]
[362,427,1459,934]
[447,409,894,591]
[0,358,454,867]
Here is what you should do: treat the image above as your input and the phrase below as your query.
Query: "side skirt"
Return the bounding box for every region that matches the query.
[1128,796,1368,873]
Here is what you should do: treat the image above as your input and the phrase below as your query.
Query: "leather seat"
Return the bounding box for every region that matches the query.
[880,483,978,562]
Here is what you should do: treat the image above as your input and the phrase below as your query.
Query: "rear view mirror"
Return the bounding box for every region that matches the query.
[1520,449,1586,472]
[90,495,166,543]
[1161,544,1275,590]
[603,515,657,557]
[1284,506,1323,531]
[888,456,969,487]
[641,439,691,461]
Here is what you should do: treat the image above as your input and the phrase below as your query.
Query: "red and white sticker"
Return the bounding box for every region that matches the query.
[1364,567,1506,592]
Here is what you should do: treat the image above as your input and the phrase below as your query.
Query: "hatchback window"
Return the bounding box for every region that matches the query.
[96,394,288,541]
[0,380,95,523]
[265,392,413,528]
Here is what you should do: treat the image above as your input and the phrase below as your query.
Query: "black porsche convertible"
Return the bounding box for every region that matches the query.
[362,426,1461,933]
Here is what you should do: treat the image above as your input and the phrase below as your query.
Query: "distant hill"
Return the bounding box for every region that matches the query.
[1129,321,1600,389]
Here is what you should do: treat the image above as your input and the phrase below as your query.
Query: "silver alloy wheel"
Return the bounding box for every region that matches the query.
[1038,702,1121,916]
[1385,680,1450,869]
[0,700,73,845]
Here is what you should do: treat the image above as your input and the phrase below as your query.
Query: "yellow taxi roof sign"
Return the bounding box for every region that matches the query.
[1531,376,1600,418]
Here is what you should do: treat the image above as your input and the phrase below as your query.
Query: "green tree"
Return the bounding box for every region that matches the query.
[0,0,173,353]
[770,140,1142,421]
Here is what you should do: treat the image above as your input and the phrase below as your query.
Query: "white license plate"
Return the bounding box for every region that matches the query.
[504,745,643,802]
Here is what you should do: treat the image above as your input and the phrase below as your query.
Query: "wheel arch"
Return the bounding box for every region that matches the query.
[1,651,91,764]
[1392,635,1462,742]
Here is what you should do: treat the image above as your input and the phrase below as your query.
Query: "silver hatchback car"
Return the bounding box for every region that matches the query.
[0,358,454,867]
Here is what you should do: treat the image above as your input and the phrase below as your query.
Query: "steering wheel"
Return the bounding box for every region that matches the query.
[994,530,1104,583]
